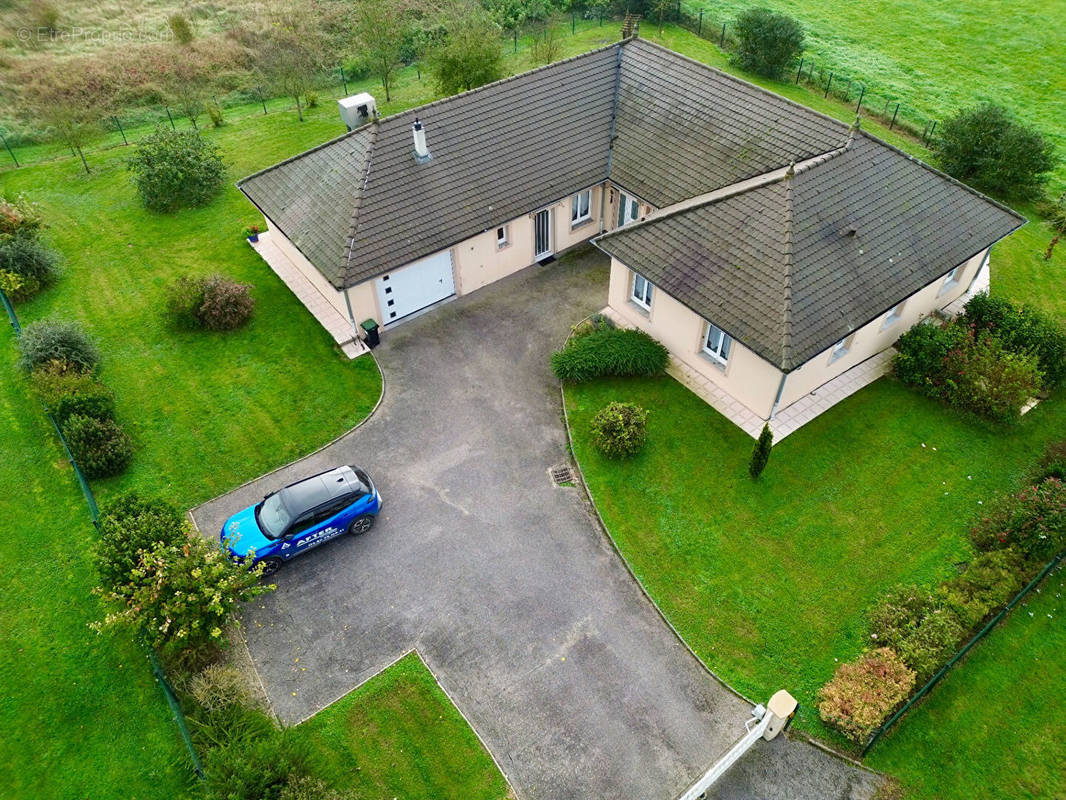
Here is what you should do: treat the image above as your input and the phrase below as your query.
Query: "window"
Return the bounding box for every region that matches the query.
[617,193,640,226]
[571,190,592,225]
[831,336,850,362]
[702,322,732,365]
[883,301,905,328]
[940,264,964,293]
[631,272,653,310]
[496,225,508,248]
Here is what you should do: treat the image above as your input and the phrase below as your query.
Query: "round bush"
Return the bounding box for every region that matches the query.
[17,319,100,373]
[198,275,255,331]
[732,8,805,80]
[817,648,915,742]
[0,235,61,290]
[164,274,207,329]
[53,390,115,426]
[29,365,108,408]
[127,127,226,212]
[61,413,133,478]
[551,328,669,382]
[95,492,185,589]
[590,402,648,458]
[868,586,964,681]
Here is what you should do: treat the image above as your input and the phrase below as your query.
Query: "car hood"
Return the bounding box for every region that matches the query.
[221,506,273,558]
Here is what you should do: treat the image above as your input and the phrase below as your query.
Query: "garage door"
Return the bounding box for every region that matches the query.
[375,251,456,325]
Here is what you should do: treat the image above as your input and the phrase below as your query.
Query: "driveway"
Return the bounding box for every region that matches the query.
[194,246,880,800]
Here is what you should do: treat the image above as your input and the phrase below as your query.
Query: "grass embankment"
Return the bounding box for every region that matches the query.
[301,653,510,800]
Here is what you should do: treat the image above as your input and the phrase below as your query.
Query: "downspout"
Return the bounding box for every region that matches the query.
[343,286,359,339]
[769,372,788,420]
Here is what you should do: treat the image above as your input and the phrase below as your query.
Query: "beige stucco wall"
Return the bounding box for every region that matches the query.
[776,248,989,409]
[606,258,784,418]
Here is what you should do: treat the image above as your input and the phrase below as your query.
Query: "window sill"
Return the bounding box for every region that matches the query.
[698,350,728,372]
[628,299,651,317]
[570,217,595,231]
[496,241,511,251]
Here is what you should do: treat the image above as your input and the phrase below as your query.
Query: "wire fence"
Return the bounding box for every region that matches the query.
[862,548,1066,755]
[0,286,204,779]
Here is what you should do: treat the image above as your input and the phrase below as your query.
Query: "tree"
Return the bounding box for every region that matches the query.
[732,8,805,80]
[22,70,106,174]
[649,0,672,34]
[351,0,420,103]
[933,103,1057,199]
[748,423,773,479]
[165,60,207,130]
[256,7,329,121]
[126,127,226,212]
[427,4,504,93]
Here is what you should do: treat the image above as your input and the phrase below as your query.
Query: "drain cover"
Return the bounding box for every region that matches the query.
[549,464,575,487]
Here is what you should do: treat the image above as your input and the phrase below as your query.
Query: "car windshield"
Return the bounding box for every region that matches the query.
[255,492,292,540]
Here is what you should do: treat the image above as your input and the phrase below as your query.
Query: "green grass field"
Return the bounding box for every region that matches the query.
[565,376,1066,794]
[301,653,510,800]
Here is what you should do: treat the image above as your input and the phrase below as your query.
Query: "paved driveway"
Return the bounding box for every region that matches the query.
[194,247,880,800]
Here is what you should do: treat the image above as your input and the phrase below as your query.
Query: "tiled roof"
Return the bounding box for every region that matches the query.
[594,130,1025,371]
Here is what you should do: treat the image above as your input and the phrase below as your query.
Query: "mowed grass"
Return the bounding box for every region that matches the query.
[867,566,1066,800]
[0,341,193,799]
[300,653,510,800]
[564,376,1066,747]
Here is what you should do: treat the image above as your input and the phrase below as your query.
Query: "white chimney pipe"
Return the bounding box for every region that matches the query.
[412,117,430,163]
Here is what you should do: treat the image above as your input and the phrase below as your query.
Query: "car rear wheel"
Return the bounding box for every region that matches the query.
[347,514,375,536]
[259,557,283,577]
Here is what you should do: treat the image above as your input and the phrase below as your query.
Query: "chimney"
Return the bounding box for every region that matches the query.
[412,117,431,163]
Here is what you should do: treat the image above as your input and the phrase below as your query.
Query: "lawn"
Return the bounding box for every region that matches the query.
[867,564,1066,800]
[300,653,510,800]
[564,376,1066,748]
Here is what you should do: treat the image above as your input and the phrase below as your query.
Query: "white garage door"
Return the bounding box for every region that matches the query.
[375,251,456,325]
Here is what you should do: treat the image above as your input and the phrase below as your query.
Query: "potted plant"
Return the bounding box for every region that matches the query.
[244,225,260,243]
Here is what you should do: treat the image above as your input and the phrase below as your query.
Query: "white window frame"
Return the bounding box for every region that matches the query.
[496,225,508,248]
[940,264,964,294]
[882,301,905,329]
[618,193,641,227]
[831,336,851,362]
[631,272,653,310]
[570,190,592,226]
[702,321,732,366]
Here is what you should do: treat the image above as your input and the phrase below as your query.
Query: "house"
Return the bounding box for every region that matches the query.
[237,37,1023,438]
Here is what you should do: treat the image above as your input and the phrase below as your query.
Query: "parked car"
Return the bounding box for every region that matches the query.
[221,465,381,576]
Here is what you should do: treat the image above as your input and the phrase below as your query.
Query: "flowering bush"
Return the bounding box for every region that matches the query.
[0,193,43,240]
[868,586,965,681]
[817,648,915,742]
[1034,439,1066,482]
[970,477,1066,560]
[590,402,648,458]
[94,493,187,590]
[93,533,272,655]
[962,293,1066,388]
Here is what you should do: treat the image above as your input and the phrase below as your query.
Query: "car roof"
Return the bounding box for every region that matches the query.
[279,466,361,515]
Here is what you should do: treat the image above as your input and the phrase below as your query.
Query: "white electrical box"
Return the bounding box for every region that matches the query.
[338,92,377,130]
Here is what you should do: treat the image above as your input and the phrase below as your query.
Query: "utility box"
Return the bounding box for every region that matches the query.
[762,690,798,741]
[339,93,377,131]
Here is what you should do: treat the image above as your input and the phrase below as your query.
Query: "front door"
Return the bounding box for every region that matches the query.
[617,193,640,227]
[534,208,553,259]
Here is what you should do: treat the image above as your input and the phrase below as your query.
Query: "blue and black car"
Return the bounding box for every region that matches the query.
[221,465,381,576]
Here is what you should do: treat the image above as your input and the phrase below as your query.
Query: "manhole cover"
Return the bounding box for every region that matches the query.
[549,464,575,487]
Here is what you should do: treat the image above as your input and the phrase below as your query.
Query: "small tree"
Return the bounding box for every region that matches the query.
[93,533,272,655]
[934,104,1057,199]
[351,0,419,103]
[23,70,106,174]
[166,60,207,130]
[748,423,773,479]
[256,8,329,121]
[732,8,804,80]
[428,5,504,93]
[649,0,672,34]
[590,402,648,458]
[127,127,226,212]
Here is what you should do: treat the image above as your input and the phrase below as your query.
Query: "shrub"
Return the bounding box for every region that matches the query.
[0,235,61,291]
[749,423,773,480]
[62,413,134,478]
[590,402,648,458]
[962,293,1066,388]
[201,728,316,800]
[184,663,275,750]
[187,663,250,713]
[936,549,1025,629]
[427,7,504,93]
[893,320,965,389]
[571,313,614,340]
[167,14,195,44]
[17,319,100,373]
[970,478,1066,561]
[551,328,669,382]
[940,332,1042,421]
[165,274,254,330]
[198,275,255,330]
[817,648,915,742]
[732,8,805,80]
[304,91,319,108]
[93,534,271,654]
[280,775,353,800]
[868,587,964,681]
[0,193,43,240]
[127,127,226,212]
[0,269,35,301]
[1034,439,1066,482]
[206,100,225,128]
[95,492,186,589]
[53,390,115,426]
[933,103,1058,199]
[28,363,108,407]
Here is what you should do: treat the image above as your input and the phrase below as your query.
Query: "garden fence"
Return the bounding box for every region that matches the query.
[0,286,204,779]
[862,549,1066,754]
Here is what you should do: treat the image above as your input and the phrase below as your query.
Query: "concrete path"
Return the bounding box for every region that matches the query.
[194,246,881,800]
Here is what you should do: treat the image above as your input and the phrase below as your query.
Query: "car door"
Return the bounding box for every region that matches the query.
[279,499,349,558]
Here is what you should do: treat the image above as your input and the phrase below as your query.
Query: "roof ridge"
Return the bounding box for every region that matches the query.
[604,42,626,178]
[780,163,796,369]
[236,125,371,187]
[342,122,379,283]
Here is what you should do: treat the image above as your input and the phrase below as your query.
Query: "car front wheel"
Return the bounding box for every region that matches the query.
[259,557,283,577]
[347,514,376,536]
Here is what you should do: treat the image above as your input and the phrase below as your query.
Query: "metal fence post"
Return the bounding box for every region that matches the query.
[698,9,703,36]
[339,66,349,95]
[257,87,267,114]
[720,22,726,47]
[514,29,518,53]
[855,86,865,113]
[795,58,804,84]
[890,102,900,130]
[1,287,20,333]
[1,130,20,167]
[164,106,176,130]
[146,645,205,778]
[824,71,834,98]
[928,120,938,141]
[572,10,576,33]
[113,116,128,145]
